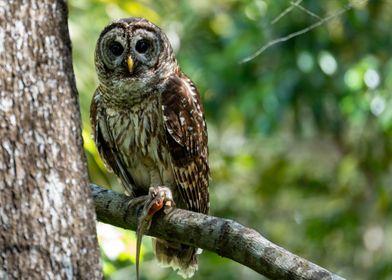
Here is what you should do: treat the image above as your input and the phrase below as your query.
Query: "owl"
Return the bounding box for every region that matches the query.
[90,17,209,278]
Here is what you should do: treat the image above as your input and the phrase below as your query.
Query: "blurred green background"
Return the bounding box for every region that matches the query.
[68,0,392,279]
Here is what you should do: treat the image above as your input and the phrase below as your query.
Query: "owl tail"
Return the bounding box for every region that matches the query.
[153,238,200,278]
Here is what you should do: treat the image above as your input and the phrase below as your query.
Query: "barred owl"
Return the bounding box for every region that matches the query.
[90,17,209,278]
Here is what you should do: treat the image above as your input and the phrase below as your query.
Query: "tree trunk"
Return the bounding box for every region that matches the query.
[0,1,102,279]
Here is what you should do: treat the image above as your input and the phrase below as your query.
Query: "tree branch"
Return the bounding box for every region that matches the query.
[239,1,365,64]
[91,184,345,280]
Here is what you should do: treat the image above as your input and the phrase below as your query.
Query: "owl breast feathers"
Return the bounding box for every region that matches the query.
[90,17,209,278]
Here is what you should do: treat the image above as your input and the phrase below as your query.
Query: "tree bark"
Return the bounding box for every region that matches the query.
[0,1,102,279]
[91,184,345,280]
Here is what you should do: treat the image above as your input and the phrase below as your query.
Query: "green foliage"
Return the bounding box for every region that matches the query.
[69,0,392,279]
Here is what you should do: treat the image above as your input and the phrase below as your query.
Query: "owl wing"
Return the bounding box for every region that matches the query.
[161,73,209,214]
[90,89,136,195]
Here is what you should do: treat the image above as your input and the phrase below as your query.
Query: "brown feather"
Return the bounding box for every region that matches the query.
[161,73,209,214]
[90,89,136,195]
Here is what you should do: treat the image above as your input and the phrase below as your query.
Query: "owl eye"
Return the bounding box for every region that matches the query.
[109,41,124,56]
[135,39,150,54]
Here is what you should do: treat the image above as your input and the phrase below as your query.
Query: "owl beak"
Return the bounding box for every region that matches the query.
[127,56,134,74]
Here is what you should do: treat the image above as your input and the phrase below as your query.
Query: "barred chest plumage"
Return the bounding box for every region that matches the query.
[100,94,175,195]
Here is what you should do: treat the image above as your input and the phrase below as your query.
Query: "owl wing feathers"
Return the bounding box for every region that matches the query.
[90,90,136,195]
[161,74,209,214]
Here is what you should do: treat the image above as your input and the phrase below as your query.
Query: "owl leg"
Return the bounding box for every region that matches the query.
[136,186,175,280]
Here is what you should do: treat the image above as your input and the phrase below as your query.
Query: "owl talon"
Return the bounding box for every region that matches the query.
[136,186,175,280]
[126,195,149,210]
[164,200,175,214]
[144,186,175,216]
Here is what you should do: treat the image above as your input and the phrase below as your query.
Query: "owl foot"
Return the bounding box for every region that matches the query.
[136,186,175,280]
[126,195,150,210]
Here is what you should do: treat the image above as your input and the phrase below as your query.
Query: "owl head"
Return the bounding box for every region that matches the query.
[95,17,177,95]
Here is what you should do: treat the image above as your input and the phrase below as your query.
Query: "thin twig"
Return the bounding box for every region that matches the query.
[271,0,303,25]
[240,3,355,64]
[292,1,322,20]
[91,184,346,280]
